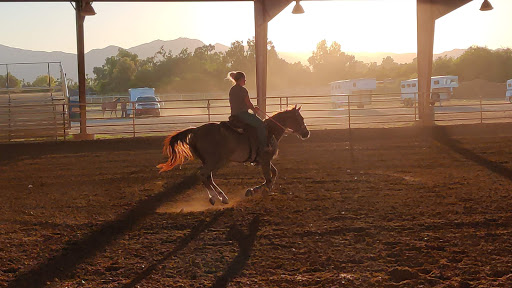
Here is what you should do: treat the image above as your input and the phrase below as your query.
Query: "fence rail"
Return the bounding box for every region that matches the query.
[2,92,512,142]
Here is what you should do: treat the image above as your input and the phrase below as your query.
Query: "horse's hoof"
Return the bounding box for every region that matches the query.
[221,198,229,204]
[209,197,215,206]
[245,188,254,197]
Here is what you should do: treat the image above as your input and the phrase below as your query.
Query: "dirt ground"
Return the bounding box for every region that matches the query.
[1,124,512,288]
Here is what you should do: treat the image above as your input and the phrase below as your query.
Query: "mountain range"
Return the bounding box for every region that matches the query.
[0,37,466,82]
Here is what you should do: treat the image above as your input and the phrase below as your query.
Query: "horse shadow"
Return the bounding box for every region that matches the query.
[7,174,200,288]
[122,210,226,288]
[211,215,261,288]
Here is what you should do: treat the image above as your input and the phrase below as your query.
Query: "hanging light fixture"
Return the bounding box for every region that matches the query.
[81,0,96,16]
[292,0,304,14]
[479,0,493,11]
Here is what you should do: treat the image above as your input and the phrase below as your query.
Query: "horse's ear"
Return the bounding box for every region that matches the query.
[294,104,297,110]
[297,105,302,111]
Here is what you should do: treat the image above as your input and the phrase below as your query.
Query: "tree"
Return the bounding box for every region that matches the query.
[308,40,359,84]
[0,74,21,89]
[432,56,455,76]
[31,75,56,87]
[454,46,495,81]
[93,48,140,93]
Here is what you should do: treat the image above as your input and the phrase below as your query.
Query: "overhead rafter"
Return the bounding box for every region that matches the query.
[430,0,473,19]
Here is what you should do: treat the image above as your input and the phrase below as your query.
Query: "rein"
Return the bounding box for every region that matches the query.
[264,112,291,134]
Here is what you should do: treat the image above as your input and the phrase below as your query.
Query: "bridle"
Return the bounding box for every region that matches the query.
[264,111,307,136]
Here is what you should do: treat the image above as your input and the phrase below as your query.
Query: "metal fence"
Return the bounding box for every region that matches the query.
[2,92,512,142]
[0,62,68,142]
[67,93,512,139]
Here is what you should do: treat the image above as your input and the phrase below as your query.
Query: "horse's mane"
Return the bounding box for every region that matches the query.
[267,106,296,118]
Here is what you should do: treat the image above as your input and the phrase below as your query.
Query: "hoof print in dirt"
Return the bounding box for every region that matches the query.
[388,267,419,283]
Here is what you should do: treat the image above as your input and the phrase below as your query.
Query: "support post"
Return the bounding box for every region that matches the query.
[254,0,268,116]
[74,0,94,140]
[417,0,436,126]
[6,64,11,141]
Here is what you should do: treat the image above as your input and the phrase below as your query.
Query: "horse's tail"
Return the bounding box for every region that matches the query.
[157,128,195,173]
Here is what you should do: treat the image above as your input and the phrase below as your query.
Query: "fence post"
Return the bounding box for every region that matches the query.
[6,64,11,142]
[480,95,483,124]
[414,93,417,121]
[132,102,136,138]
[62,104,67,141]
[348,94,351,129]
[207,100,211,122]
[279,97,282,111]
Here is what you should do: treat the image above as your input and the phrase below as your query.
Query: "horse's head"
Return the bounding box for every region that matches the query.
[284,105,310,140]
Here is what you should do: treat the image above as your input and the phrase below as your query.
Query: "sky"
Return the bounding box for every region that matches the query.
[0,0,511,55]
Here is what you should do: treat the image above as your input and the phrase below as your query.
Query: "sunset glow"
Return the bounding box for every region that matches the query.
[0,0,511,57]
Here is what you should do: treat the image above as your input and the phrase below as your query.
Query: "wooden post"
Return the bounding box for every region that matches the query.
[76,0,86,134]
[6,64,11,141]
[254,0,268,116]
[73,0,94,140]
[417,0,436,126]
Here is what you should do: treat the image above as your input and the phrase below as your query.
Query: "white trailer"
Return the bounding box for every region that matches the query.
[400,75,458,107]
[506,79,512,103]
[330,78,376,108]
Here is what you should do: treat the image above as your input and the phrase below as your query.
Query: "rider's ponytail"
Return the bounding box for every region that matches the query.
[226,71,245,84]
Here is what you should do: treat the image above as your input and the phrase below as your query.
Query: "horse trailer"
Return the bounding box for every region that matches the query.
[127,87,158,117]
[506,79,512,103]
[330,78,376,108]
[400,75,458,107]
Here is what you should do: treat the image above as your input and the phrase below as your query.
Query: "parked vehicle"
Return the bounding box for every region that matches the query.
[400,76,458,107]
[506,79,512,103]
[135,95,161,116]
[127,88,159,117]
[330,78,376,108]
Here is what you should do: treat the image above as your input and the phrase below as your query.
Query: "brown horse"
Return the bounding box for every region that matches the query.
[157,106,310,205]
[102,98,121,117]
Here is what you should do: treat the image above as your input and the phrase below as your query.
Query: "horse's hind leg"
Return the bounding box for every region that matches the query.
[210,175,229,204]
[199,171,217,205]
[199,167,223,205]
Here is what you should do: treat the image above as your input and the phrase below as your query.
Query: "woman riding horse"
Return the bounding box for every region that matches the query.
[228,71,272,154]
[157,105,310,206]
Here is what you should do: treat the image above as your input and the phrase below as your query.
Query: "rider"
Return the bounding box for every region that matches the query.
[227,71,271,154]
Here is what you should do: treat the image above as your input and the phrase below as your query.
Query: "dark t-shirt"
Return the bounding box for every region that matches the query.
[229,85,250,115]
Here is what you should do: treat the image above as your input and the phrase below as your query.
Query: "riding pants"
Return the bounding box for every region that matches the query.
[236,111,267,150]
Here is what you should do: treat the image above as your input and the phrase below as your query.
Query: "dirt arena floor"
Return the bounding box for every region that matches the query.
[1,124,512,288]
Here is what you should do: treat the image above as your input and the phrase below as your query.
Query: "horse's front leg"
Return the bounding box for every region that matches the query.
[270,162,278,183]
[248,160,273,197]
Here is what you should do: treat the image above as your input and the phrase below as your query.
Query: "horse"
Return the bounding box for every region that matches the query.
[102,98,121,117]
[157,105,310,205]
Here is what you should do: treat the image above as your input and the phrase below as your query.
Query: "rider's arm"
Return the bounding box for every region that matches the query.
[245,96,258,113]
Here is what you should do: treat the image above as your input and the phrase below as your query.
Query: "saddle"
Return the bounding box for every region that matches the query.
[220,115,260,163]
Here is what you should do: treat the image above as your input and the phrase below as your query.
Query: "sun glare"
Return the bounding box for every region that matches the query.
[0,0,511,56]
[269,0,418,54]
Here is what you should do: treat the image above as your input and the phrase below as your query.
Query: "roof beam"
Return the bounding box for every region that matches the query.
[431,0,473,19]
[261,0,292,22]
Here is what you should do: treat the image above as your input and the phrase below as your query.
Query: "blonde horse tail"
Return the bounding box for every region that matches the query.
[157,128,195,173]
